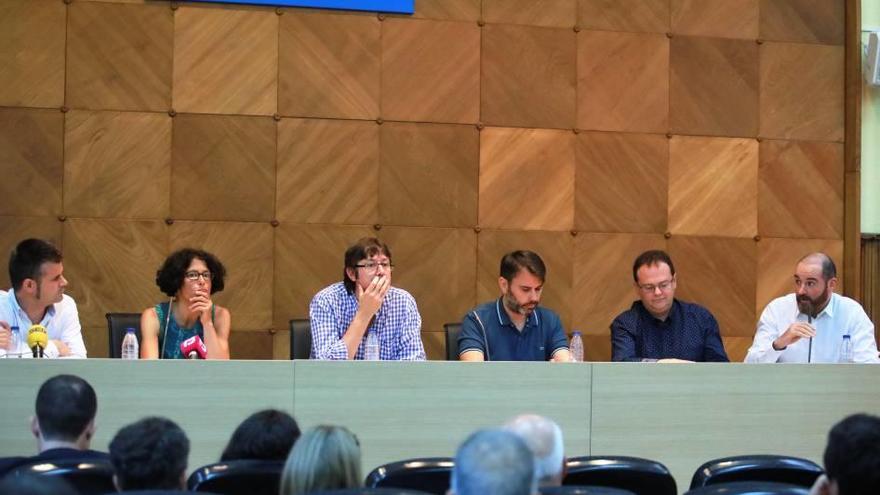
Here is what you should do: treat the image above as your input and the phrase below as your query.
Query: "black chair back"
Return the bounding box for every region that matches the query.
[365,457,454,495]
[289,318,312,359]
[685,480,810,495]
[564,456,677,495]
[106,312,141,358]
[188,459,284,495]
[690,455,823,489]
[316,489,433,495]
[541,486,636,494]
[444,323,462,361]
[15,458,115,495]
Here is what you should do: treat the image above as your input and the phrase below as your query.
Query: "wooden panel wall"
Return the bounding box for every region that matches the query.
[0,0,853,361]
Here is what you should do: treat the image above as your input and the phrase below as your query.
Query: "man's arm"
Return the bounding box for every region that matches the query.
[610,313,643,362]
[309,293,351,360]
[547,312,571,362]
[395,295,425,361]
[48,299,86,359]
[848,304,880,363]
[458,311,487,361]
[701,311,729,362]
[744,303,787,363]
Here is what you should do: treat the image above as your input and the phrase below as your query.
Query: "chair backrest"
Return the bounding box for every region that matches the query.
[315,489,434,495]
[690,455,824,489]
[106,312,142,358]
[289,318,312,359]
[15,458,116,495]
[444,323,462,361]
[188,459,284,495]
[365,457,454,495]
[684,480,810,495]
[540,485,636,495]
[564,456,677,495]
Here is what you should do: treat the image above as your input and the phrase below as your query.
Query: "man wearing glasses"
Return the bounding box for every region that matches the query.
[744,252,878,363]
[610,250,728,362]
[309,237,426,360]
[0,238,85,359]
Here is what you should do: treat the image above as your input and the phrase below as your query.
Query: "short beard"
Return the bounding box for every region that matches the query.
[797,284,830,317]
[503,291,535,316]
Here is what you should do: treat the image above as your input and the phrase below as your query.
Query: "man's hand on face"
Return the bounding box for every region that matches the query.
[356,275,390,318]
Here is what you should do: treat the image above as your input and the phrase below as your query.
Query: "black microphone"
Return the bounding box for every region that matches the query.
[805,302,813,363]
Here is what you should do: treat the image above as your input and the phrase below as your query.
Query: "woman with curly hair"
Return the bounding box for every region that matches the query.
[140,248,231,359]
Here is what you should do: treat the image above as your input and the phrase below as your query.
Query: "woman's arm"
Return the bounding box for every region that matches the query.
[140,307,160,359]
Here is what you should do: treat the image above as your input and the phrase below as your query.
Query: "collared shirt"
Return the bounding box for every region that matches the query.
[459,298,569,361]
[309,282,426,361]
[0,290,86,359]
[745,293,879,363]
[611,299,729,362]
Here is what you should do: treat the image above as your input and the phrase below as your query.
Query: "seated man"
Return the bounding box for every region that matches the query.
[745,253,879,363]
[504,414,565,487]
[309,237,425,360]
[109,416,190,492]
[451,428,536,495]
[0,374,107,477]
[809,413,880,495]
[611,250,728,362]
[459,251,570,362]
[0,239,86,358]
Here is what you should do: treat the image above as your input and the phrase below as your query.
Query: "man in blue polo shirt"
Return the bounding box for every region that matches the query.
[458,250,570,362]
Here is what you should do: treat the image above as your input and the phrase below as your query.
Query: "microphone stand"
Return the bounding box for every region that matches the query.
[806,301,813,363]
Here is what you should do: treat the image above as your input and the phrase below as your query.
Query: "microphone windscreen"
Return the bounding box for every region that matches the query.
[27,325,48,349]
[180,335,207,359]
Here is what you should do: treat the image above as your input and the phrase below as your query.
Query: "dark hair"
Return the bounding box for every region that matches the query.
[799,252,837,281]
[342,238,391,294]
[632,250,676,283]
[109,416,190,491]
[823,413,880,495]
[500,251,546,283]
[221,409,301,462]
[0,474,76,495]
[9,239,62,291]
[155,248,226,297]
[35,375,97,442]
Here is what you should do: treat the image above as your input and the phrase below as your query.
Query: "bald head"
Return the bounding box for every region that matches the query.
[504,415,565,486]
[797,253,837,282]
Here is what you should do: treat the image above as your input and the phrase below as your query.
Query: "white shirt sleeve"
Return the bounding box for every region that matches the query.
[744,299,785,363]
[848,303,879,364]
[49,296,87,359]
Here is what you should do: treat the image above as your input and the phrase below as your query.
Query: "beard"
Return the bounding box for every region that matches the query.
[797,285,831,317]
[503,291,537,316]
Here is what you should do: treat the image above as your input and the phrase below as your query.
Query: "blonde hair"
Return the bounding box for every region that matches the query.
[279,425,362,495]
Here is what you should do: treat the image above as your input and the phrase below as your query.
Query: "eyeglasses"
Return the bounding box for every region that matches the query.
[184,271,212,282]
[638,279,673,293]
[354,261,393,272]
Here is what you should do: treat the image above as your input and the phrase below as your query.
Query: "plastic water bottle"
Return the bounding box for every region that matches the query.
[121,328,139,360]
[839,334,854,363]
[9,326,21,358]
[364,330,380,361]
[570,331,584,362]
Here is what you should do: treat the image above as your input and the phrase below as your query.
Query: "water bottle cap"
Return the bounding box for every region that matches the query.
[843,334,851,339]
[125,328,136,333]
[572,331,581,336]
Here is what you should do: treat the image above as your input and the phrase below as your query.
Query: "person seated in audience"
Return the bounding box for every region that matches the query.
[141,248,230,359]
[0,238,86,359]
[0,374,107,478]
[504,414,565,487]
[0,474,77,495]
[109,416,189,492]
[611,250,728,362]
[746,253,879,363]
[451,428,536,495]
[459,251,571,362]
[279,425,362,494]
[220,409,301,462]
[309,237,425,360]
[810,413,880,495]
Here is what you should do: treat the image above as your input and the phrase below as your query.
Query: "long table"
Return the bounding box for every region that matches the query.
[1,360,878,493]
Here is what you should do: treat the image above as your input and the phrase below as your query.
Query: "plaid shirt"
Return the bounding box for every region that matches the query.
[309,282,426,360]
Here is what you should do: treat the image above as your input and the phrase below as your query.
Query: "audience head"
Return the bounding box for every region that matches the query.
[504,414,565,487]
[155,248,226,297]
[821,413,880,495]
[109,416,189,492]
[632,250,677,319]
[280,425,362,495]
[0,474,76,495]
[343,237,393,294]
[220,409,301,462]
[8,238,65,304]
[452,428,537,495]
[31,374,97,451]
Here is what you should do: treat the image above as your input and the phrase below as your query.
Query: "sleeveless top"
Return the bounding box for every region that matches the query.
[155,302,214,359]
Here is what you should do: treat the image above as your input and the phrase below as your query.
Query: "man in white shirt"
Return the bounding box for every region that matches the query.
[0,239,86,359]
[745,252,878,363]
